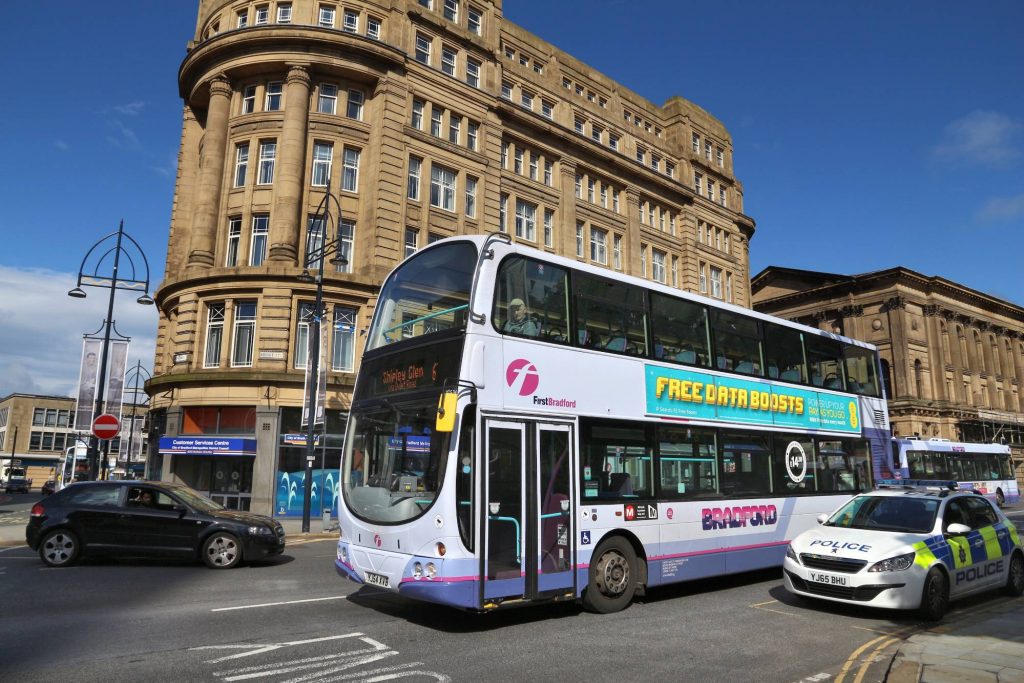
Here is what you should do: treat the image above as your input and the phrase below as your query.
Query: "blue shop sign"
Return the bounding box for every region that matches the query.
[158,436,257,456]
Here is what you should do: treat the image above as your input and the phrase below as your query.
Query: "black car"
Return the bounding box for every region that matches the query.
[5,477,31,494]
[40,480,56,496]
[26,481,285,569]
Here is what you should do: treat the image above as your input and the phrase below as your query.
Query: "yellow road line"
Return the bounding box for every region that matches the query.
[834,635,890,683]
[851,636,900,683]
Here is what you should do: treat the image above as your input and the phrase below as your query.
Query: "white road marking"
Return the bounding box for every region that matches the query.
[192,633,366,663]
[211,595,348,613]
[0,545,28,553]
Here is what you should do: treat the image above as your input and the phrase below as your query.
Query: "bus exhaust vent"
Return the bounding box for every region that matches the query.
[873,409,888,429]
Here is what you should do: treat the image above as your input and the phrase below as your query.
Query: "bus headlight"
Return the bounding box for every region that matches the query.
[338,545,348,564]
[426,562,437,579]
[413,562,424,578]
[786,544,800,564]
[868,552,916,573]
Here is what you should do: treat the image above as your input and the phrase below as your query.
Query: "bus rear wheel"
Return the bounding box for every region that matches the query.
[582,536,637,614]
[996,489,1005,507]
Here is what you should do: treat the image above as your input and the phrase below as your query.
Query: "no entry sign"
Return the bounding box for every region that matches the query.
[92,413,120,440]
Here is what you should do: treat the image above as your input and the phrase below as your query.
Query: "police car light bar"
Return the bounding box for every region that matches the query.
[876,479,959,491]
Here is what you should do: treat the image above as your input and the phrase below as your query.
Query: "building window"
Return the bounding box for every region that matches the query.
[666,162,675,178]
[590,227,607,264]
[544,159,553,186]
[699,262,707,293]
[411,99,424,129]
[705,140,712,160]
[543,208,553,247]
[444,0,458,21]
[311,142,333,186]
[514,199,537,241]
[528,153,538,181]
[250,215,269,266]
[591,125,602,143]
[277,3,292,23]
[613,235,622,270]
[418,0,432,8]
[609,133,619,151]
[726,272,733,302]
[233,143,249,187]
[467,121,478,150]
[448,115,460,144]
[404,228,418,258]
[587,178,595,203]
[257,141,276,184]
[231,301,258,367]
[501,80,513,100]
[576,221,584,257]
[692,132,700,153]
[613,192,619,213]
[226,217,241,267]
[575,173,582,198]
[367,16,381,39]
[694,172,702,195]
[265,82,282,111]
[318,5,335,27]
[717,147,724,167]
[636,147,645,164]
[707,179,715,201]
[466,58,480,88]
[720,187,727,207]
[441,46,457,76]
[342,147,360,191]
[501,142,509,168]
[204,303,225,367]
[318,83,337,114]
[574,116,585,134]
[332,307,357,371]
[255,5,269,24]
[237,9,249,27]
[541,100,553,119]
[343,9,358,32]
[651,154,660,171]
[294,302,316,369]
[600,184,608,208]
[641,244,647,278]
[468,6,482,34]
[499,193,507,232]
[346,89,364,119]
[431,107,443,136]
[710,267,723,299]
[415,33,431,64]
[514,147,523,174]
[407,156,421,200]
[521,90,534,110]
[242,85,256,114]
[336,220,354,273]
[465,175,477,217]
[430,163,456,211]
[671,255,678,287]
[306,215,325,270]
[652,250,666,283]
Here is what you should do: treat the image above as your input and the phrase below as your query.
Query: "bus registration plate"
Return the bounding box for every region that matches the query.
[808,571,847,587]
[365,571,390,588]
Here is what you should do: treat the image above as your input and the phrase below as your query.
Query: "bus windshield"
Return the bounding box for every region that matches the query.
[342,397,452,524]
[366,241,478,351]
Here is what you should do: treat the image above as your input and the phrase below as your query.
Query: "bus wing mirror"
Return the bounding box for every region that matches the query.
[436,392,458,433]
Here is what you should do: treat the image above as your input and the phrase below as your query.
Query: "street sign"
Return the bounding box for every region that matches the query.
[92,413,120,440]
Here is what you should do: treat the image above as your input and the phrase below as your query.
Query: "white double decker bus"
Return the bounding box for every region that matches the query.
[335,235,893,612]
[892,438,1019,507]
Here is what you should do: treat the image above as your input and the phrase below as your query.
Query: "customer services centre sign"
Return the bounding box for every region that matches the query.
[158,436,257,456]
[645,365,860,435]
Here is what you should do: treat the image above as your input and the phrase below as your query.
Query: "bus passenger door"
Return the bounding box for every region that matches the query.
[534,423,575,599]
[483,420,527,601]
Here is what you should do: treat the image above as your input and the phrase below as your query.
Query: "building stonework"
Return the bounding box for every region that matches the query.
[751,266,1024,488]
[150,0,755,516]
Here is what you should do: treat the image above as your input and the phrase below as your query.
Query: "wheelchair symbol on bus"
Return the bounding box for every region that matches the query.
[581,531,591,545]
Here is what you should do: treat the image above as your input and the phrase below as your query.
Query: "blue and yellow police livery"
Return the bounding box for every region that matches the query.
[783,482,1024,620]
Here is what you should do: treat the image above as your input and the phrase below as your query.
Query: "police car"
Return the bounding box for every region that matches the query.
[783,480,1024,620]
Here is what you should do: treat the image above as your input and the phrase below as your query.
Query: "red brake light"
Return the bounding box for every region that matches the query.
[30,503,45,517]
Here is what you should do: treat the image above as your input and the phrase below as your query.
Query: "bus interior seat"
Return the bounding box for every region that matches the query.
[780,368,801,382]
[608,473,633,495]
[767,366,779,378]
[716,356,729,370]
[823,376,842,389]
[676,349,696,364]
[734,361,755,375]
[811,373,824,386]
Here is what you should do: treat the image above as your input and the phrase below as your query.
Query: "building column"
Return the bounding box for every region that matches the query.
[625,187,642,277]
[268,64,312,264]
[187,76,233,268]
[557,160,578,259]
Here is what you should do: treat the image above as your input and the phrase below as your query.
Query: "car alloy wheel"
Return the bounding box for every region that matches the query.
[40,530,79,567]
[203,533,241,569]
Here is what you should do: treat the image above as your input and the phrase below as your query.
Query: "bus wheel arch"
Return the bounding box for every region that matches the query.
[581,531,648,613]
[996,488,1005,507]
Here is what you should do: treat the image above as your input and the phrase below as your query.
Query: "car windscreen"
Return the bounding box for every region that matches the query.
[168,486,225,513]
[825,495,939,533]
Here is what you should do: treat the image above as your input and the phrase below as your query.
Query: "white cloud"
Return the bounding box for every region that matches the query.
[53,140,69,152]
[976,192,1024,224]
[106,119,140,149]
[113,101,145,116]
[0,266,157,399]
[933,110,1022,167]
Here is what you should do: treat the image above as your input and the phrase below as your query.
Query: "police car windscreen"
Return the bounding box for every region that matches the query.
[825,496,939,533]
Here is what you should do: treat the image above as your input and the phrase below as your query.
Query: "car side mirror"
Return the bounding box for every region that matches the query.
[945,523,971,536]
[173,504,188,516]
[816,513,829,525]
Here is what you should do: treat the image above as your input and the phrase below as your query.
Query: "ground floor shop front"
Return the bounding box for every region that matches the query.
[150,405,346,519]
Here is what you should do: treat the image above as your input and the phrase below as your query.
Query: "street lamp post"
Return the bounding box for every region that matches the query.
[298,180,348,532]
[69,220,153,480]
[124,361,152,479]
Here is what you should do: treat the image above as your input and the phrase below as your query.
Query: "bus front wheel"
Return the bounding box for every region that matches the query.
[582,536,637,614]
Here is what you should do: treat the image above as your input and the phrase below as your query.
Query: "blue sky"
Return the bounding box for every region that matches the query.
[1,1,1021,395]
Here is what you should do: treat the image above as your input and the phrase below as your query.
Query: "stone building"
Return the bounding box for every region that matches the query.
[149,0,755,516]
[751,266,1024,485]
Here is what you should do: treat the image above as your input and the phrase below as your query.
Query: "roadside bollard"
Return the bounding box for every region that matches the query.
[321,508,331,532]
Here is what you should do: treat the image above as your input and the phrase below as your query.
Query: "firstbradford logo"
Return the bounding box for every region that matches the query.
[506,358,540,396]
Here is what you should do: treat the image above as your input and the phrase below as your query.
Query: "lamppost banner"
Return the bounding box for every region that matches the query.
[74,339,103,428]
[301,318,328,428]
[104,340,129,421]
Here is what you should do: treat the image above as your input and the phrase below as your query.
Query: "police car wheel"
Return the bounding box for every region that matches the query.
[582,536,637,614]
[1005,552,1024,597]
[918,568,949,621]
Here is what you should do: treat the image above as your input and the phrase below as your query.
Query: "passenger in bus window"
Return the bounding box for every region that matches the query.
[503,298,539,336]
